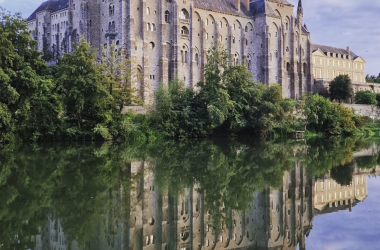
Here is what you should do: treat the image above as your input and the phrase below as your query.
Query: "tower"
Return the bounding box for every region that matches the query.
[297,0,303,27]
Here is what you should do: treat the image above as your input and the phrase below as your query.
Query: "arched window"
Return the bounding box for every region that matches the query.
[286,22,288,30]
[146,7,150,15]
[195,53,199,66]
[179,9,189,20]
[245,26,248,32]
[149,42,155,49]
[151,23,155,31]
[165,11,170,23]
[181,26,189,36]
[220,21,222,27]
[146,23,151,31]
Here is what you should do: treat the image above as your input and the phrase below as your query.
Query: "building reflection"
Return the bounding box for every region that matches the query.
[34,162,379,250]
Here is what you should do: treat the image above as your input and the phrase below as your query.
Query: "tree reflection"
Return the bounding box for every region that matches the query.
[0,137,379,249]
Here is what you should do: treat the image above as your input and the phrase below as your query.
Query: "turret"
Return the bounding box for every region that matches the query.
[297,0,303,27]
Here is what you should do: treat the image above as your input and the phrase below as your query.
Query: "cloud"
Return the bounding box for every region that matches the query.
[288,0,380,75]
[2,0,379,75]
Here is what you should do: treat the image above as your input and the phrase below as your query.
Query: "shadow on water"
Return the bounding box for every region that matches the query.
[1,137,380,250]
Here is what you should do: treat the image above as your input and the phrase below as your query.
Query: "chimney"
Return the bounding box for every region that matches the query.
[246,0,250,11]
[237,0,241,12]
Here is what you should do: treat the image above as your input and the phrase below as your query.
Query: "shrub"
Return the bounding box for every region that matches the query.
[354,91,377,105]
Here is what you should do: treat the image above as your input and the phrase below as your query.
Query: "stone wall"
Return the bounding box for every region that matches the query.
[344,104,380,120]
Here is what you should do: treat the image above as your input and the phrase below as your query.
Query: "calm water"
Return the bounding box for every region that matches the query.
[1,138,380,250]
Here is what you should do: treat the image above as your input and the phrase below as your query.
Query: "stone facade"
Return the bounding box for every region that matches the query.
[311,44,377,96]
[27,0,313,104]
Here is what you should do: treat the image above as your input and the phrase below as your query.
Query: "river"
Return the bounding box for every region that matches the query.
[1,137,380,250]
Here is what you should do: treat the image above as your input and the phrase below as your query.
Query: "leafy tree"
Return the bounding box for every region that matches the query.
[303,94,359,135]
[354,90,377,105]
[101,43,142,112]
[329,74,353,103]
[366,73,380,84]
[0,11,61,142]
[197,45,232,130]
[54,37,112,139]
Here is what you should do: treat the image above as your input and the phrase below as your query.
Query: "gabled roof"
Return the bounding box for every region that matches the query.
[194,0,251,17]
[312,43,359,59]
[27,0,69,21]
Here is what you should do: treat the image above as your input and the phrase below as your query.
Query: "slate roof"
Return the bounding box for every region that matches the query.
[312,43,359,59]
[250,0,279,18]
[27,0,69,21]
[194,0,251,17]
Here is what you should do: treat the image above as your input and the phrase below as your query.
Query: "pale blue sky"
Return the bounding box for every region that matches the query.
[1,0,379,75]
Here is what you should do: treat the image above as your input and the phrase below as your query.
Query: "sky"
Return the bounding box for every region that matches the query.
[300,176,380,250]
[0,0,379,75]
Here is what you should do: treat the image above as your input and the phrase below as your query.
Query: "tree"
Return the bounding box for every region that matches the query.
[197,45,232,130]
[366,73,380,84]
[329,75,353,103]
[0,11,61,142]
[101,43,142,113]
[354,90,377,105]
[54,37,112,139]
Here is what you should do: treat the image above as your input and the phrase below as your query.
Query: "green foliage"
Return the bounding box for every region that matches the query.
[100,43,142,112]
[304,94,360,135]
[151,46,300,138]
[329,74,353,102]
[0,11,61,142]
[0,136,375,242]
[54,37,112,139]
[366,73,380,84]
[355,90,377,105]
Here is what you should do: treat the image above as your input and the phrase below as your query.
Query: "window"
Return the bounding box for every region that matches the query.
[179,9,189,20]
[146,7,150,15]
[195,53,199,66]
[151,23,155,31]
[181,26,189,36]
[165,11,170,23]
[149,42,155,49]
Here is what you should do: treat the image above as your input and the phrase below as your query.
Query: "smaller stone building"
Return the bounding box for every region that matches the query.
[312,44,380,97]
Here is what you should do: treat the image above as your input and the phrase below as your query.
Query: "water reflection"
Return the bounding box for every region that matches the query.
[0,138,379,250]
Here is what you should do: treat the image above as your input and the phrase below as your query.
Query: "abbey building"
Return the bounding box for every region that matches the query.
[26,0,316,103]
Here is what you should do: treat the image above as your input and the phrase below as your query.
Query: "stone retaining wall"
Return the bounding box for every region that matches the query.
[344,104,380,120]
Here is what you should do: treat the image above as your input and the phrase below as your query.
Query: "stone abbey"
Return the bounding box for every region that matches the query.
[26,0,370,104]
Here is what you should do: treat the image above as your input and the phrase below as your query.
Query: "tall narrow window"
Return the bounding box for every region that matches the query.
[146,7,150,15]
[165,11,170,23]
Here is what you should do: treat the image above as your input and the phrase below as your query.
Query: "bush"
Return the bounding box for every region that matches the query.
[354,91,377,105]
[304,94,361,135]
